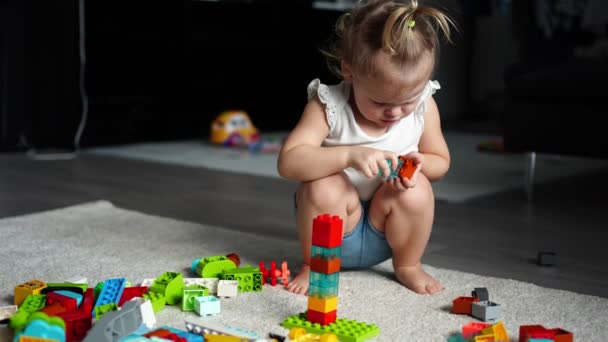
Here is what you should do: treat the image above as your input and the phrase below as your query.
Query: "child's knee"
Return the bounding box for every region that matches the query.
[298,173,354,208]
[395,175,434,212]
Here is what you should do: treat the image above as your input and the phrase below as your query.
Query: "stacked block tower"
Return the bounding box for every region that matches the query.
[306,214,343,325]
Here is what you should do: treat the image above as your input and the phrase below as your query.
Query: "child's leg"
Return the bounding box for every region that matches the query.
[286,172,361,295]
[368,173,443,294]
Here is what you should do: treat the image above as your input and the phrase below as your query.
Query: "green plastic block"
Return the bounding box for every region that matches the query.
[94,281,104,302]
[221,266,263,292]
[143,291,166,313]
[196,256,237,278]
[9,294,47,332]
[46,282,88,293]
[181,285,209,312]
[447,333,467,342]
[282,313,379,342]
[150,272,184,305]
[94,302,118,320]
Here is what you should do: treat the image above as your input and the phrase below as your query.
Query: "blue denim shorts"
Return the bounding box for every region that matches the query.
[294,195,393,269]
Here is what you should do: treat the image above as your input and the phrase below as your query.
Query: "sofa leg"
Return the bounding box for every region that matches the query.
[524,152,536,201]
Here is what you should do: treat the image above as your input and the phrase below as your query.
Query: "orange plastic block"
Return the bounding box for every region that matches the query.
[144,328,173,338]
[312,214,343,248]
[18,337,59,342]
[14,280,47,306]
[308,296,338,313]
[550,328,573,342]
[398,156,417,180]
[39,302,67,316]
[462,322,491,339]
[453,296,480,315]
[310,256,341,274]
[306,309,337,326]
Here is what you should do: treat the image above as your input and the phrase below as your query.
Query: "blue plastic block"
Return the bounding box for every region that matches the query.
[92,278,126,317]
[310,271,340,297]
[311,246,342,258]
[193,295,221,316]
[55,290,83,307]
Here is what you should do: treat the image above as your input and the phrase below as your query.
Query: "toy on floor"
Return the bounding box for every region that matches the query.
[210,110,261,147]
[259,261,291,286]
[452,287,501,322]
[281,214,380,342]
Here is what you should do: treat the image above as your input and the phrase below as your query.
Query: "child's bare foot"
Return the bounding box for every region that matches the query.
[395,263,443,294]
[285,264,310,295]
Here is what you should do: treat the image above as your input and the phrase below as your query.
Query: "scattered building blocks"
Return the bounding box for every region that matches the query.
[519,325,573,342]
[461,322,491,339]
[225,253,241,267]
[83,300,144,342]
[193,296,220,316]
[472,288,489,302]
[447,333,467,342]
[472,301,501,322]
[94,303,118,320]
[282,313,379,342]
[217,280,238,298]
[119,286,149,306]
[192,256,237,278]
[181,285,210,312]
[182,278,219,295]
[142,292,166,313]
[222,266,263,292]
[288,327,338,342]
[13,312,66,342]
[56,311,91,342]
[259,261,291,286]
[0,305,18,321]
[184,317,261,340]
[92,278,127,317]
[10,295,47,332]
[537,252,559,267]
[150,272,184,305]
[480,321,509,341]
[452,296,481,315]
[14,280,47,306]
[46,292,78,313]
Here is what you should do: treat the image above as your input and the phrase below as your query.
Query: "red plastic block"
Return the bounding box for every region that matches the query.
[57,311,92,342]
[306,309,337,326]
[310,256,341,274]
[79,289,95,314]
[462,322,491,339]
[119,286,149,306]
[47,291,78,312]
[39,302,67,316]
[398,156,417,180]
[551,328,573,342]
[519,325,554,341]
[312,214,343,248]
[145,329,173,338]
[452,296,480,315]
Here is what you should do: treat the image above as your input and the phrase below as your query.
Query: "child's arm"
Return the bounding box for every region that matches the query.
[418,96,451,181]
[277,96,396,181]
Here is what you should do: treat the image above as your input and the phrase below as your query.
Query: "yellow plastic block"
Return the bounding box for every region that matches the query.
[474,334,495,341]
[14,280,47,306]
[307,295,338,313]
[203,335,248,342]
[481,321,509,342]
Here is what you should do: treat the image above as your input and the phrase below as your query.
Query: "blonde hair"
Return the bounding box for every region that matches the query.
[322,0,456,78]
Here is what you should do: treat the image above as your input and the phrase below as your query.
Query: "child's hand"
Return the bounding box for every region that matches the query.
[386,152,424,191]
[347,146,399,178]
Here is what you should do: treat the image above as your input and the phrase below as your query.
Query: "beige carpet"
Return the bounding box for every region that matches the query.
[1,201,607,341]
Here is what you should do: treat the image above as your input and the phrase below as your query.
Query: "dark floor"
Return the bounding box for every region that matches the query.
[1,136,608,298]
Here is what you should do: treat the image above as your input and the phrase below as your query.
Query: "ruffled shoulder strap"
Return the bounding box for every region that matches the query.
[307,78,349,131]
[414,80,441,117]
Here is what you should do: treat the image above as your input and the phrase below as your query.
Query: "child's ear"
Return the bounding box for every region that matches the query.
[341,60,353,81]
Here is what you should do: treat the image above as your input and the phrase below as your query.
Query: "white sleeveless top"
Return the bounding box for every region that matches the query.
[307,78,441,201]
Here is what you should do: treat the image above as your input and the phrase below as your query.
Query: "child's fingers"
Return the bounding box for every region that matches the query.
[379,160,391,178]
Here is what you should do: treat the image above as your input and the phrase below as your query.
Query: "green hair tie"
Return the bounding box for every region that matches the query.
[408,20,416,28]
